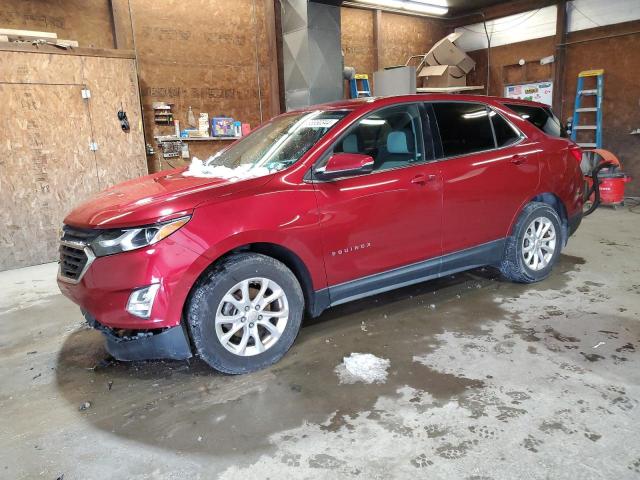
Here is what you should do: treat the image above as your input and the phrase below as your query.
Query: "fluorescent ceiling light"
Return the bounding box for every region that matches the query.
[462,110,496,119]
[361,119,387,125]
[355,0,448,16]
[411,0,448,6]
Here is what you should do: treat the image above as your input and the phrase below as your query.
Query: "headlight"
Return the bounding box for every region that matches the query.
[91,216,190,257]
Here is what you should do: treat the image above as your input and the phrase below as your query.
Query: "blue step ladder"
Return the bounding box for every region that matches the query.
[570,69,604,148]
[350,74,371,98]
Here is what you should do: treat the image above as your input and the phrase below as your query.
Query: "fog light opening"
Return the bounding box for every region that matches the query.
[127,284,160,319]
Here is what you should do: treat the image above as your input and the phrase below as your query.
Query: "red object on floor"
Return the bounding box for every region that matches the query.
[598,173,632,204]
[583,149,632,205]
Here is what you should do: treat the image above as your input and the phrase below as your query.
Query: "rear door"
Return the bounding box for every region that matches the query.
[311,103,443,291]
[429,101,541,254]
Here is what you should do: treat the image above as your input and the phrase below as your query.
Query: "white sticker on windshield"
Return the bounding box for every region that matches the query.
[303,118,339,128]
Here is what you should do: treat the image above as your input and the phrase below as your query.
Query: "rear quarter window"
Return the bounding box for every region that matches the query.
[503,103,564,138]
[491,113,521,147]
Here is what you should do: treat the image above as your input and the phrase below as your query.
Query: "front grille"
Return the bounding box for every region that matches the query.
[59,225,100,282]
[60,244,89,281]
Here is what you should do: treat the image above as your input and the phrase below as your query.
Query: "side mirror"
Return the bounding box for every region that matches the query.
[315,153,374,180]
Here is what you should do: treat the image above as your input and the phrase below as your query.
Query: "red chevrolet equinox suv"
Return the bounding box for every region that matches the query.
[58,95,584,374]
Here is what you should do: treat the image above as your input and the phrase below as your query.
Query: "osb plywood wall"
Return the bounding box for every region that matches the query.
[0,50,146,270]
[466,20,640,196]
[0,0,115,48]
[128,0,279,170]
[342,7,376,78]
[341,7,446,85]
[0,0,279,172]
[380,12,445,67]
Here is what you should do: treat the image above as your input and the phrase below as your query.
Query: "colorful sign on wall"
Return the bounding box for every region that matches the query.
[505,81,553,106]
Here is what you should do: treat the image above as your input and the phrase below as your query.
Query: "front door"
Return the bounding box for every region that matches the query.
[311,103,443,300]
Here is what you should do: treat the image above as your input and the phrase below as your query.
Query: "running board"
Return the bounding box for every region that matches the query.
[327,239,506,307]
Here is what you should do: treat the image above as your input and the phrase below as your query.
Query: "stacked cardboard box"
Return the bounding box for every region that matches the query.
[418,32,476,88]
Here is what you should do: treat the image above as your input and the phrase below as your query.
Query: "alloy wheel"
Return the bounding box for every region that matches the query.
[522,216,556,271]
[215,277,289,356]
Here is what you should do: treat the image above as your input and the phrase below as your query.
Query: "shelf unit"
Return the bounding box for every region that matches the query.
[154,135,239,142]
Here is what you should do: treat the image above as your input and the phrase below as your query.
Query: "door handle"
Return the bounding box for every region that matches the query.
[412,174,437,185]
[411,174,427,185]
[511,154,526,165]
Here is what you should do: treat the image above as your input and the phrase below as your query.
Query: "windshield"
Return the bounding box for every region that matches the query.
[205,110,350,173]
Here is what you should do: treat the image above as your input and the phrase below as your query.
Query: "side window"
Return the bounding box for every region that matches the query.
[333,104,426,172]
[491,111,521,147]
[432,103,495,157]
[503,103,564,137]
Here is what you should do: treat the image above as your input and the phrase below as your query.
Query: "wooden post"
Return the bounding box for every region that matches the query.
[109,0,134,50]
[264,0,281,118]
[553,0,567,117]
[373,9,383,71]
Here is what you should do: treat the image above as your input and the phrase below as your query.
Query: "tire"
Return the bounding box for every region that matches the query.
[500,202,562,284]
[186,253,304,374]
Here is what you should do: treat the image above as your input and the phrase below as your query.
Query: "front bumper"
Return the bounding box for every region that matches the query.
[57,230,207,330]
[84,310,192,361]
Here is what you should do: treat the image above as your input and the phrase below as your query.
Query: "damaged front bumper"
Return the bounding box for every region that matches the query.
[83,310,192,361]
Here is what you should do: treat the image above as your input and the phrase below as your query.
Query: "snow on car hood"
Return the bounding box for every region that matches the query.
[183,157,271,180]
[63,162,274,229]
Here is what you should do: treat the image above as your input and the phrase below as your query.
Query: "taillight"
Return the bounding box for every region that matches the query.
[569,145,582,163]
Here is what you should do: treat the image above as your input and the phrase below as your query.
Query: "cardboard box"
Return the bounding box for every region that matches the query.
[425,32,475,74]
[418,65,466,88]
[198,113,209,135]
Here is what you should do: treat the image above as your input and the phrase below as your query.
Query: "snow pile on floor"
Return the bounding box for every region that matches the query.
[335,353,390,384]
[183,157,271,181]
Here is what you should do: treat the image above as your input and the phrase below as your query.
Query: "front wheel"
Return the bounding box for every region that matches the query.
[186,253,304,374]
[500,202,562,283]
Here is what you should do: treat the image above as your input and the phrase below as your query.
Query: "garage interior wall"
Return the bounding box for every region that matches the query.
[0,49,147,270]
[2,1,638,189]
[463,18,640,196]
[128,0,280,170]
[341,7,446,89]
[0,0,116,49]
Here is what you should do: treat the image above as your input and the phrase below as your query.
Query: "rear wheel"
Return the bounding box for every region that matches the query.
[500,202,562,283]
[187,253,304,374]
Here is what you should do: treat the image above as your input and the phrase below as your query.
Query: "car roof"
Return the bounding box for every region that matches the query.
[291,94,550,113]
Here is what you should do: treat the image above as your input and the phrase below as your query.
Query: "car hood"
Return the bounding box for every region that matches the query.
[64,168,273,229]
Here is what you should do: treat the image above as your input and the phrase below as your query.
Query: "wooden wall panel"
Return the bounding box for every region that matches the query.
[81,56,148,188]
[0,50,84,84]
[563,24,640,196]
[340,7,445,98]
[0,50,147,270]
[0,0,115,48]
[467,20,640,196]
[0,83,99,269]
[465,37,555,97]
[341,7,447,71]
[380,12,446,68]
[341,7,375,77]
[129,0,278,171]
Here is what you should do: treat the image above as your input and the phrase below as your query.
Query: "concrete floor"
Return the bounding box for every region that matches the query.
[1,208,639,479]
